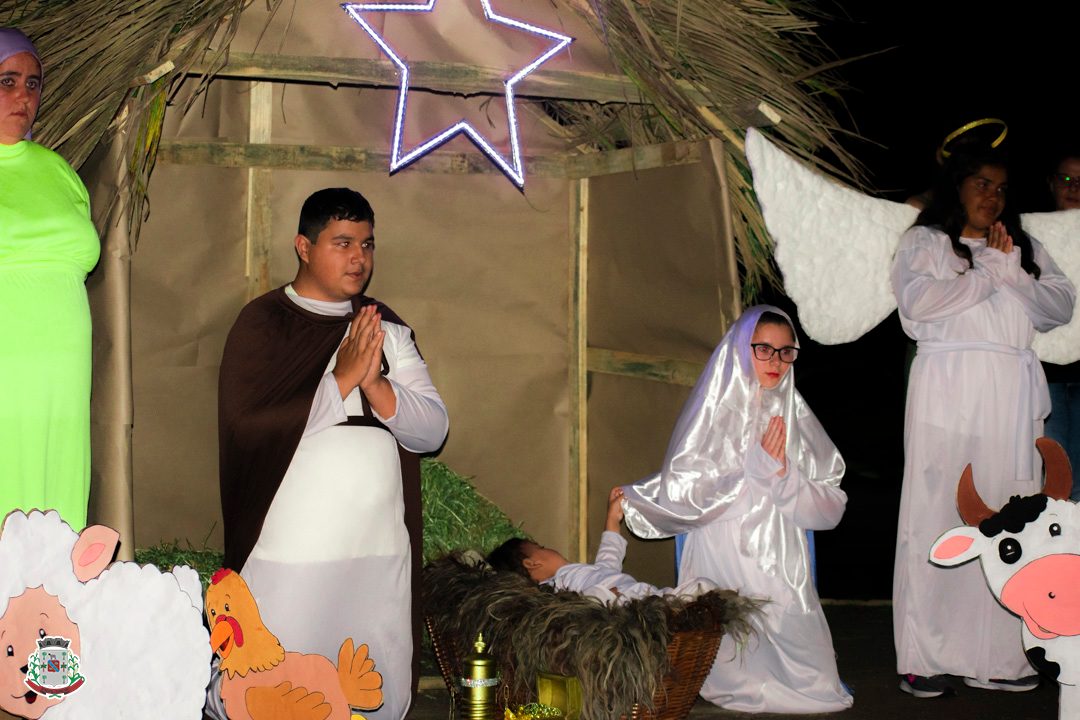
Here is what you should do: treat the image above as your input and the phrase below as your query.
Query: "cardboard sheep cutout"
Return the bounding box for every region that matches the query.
[205,568,384,720]
[0,510,211,719]
[931,438,1080,719]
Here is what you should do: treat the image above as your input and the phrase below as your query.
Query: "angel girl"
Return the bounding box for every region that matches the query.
[891,147,1075,698]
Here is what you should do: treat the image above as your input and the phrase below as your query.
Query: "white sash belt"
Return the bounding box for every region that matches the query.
[918,340,1049,479]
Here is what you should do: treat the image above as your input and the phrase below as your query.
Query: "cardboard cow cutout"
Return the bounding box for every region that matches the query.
[205,568,384,720]
[0,510,210,719]
[931,438,1080,719]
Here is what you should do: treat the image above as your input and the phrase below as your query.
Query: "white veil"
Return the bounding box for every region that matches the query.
[622,305,845,546]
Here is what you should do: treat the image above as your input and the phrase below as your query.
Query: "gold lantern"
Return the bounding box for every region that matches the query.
[460,633,500,720]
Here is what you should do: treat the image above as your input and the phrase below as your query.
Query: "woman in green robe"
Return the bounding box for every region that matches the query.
[0,28,100,528]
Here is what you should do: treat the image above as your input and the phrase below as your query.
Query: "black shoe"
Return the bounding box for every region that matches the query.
[899,674,951,698]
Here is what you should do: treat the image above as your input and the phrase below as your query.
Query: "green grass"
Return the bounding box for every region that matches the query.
[420,458,526,564]
[134,540,223,588]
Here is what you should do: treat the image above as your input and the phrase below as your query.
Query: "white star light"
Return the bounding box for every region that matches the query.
[342,0,573,187]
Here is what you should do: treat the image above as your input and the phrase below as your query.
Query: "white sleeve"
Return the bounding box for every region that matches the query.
[997,238,1076,331]
[591,531,627,572]
[745,443,847,531]
[374,323,449,453]
[302,372,348,437]
[891,227,1002,323]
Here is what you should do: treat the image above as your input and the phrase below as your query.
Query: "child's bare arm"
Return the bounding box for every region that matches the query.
[606,486,625,533]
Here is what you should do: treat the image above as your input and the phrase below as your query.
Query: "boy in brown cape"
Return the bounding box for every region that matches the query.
[217,188,448,720]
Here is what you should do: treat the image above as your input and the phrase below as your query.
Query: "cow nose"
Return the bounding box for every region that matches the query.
[1001,553,1080,639]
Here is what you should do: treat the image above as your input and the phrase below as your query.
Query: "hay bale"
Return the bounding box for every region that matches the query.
[420,458,525,565]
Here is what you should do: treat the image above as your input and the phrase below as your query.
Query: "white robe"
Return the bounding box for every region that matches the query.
[548,531,717,604]
[622,305,852,714]
[891,226,1075,681]
[240,287,448,720]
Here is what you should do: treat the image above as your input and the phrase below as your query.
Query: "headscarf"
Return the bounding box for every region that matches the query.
[622,305,845,544]
[0,28,41,140]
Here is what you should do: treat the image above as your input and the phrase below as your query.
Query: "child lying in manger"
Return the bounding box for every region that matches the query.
[487,487,717,604]
[425,508,762,720]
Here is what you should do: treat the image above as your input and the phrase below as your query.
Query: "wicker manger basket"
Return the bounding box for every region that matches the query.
[427,616,723,720]
[423,555,757,720]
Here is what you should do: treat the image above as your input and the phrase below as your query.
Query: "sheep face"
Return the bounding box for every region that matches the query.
[0,587,80,719]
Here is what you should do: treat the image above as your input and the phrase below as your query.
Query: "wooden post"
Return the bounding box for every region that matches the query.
[708,139,744,323]
[245,81,273,300]
[568,177,589,561]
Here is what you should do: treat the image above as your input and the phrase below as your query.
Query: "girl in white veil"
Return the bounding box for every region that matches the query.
[622,305,852,713]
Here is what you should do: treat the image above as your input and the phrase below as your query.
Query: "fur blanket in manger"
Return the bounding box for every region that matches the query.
[423,553,762,720]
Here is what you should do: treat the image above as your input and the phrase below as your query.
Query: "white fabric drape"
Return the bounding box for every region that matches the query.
[622,305,851,713]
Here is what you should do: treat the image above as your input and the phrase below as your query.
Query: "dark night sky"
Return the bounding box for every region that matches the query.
[778,2,1073,599]
[821,1,1071,208]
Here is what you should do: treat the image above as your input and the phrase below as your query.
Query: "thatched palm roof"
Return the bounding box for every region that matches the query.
[4,0,858,299]
[2,0,273,239]
[562,0,862,297]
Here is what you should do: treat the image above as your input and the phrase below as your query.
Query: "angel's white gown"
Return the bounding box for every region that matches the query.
[891,225,1075,680]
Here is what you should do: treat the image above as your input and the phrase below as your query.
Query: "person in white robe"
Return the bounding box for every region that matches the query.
[891,149,1075,696]
[621,305,852,714]
[217,188,448,720]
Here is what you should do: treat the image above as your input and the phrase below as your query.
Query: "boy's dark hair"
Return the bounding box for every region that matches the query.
[297,188,375,242]
[486,538,532,579]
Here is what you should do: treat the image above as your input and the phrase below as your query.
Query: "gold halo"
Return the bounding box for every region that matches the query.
[939,118,1008,160]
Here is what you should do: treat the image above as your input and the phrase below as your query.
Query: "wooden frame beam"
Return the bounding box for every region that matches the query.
[157,138,703,179]
[586,347,705,388]
[244,81,274,300]
[568,178,589,562]
[191,52,711,105]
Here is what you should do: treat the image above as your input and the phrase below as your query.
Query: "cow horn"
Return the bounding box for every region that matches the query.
[1037,437,1074,501]
[957,463,994,526]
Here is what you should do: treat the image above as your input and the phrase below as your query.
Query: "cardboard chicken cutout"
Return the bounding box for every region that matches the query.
[0,509,210,719]
[206,568,384,720]
[931,438,1080,720]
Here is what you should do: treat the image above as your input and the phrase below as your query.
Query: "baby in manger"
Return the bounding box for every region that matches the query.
[487,487,717,604]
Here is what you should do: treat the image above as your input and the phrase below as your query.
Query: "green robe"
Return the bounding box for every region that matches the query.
[0,140,99,529]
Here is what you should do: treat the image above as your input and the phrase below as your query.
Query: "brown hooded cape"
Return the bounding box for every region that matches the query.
[218,285,424,689]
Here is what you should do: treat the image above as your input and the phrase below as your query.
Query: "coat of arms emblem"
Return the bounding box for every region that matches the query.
[25,636,85,697]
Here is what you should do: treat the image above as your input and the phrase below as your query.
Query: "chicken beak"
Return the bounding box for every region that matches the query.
[210,616,236,660]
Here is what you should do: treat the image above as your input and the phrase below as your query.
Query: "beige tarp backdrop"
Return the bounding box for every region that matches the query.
[84,0,739,586]
[585,143,740,583]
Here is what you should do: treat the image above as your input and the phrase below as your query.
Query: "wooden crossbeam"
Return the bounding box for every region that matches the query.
[157,138,703,178]
[586,347,705,387]
[189,52,710,105]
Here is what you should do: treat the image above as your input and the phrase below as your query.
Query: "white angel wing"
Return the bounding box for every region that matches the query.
[745,127,916,344]
[1024,209,1080,364]
[746,130,1080,360]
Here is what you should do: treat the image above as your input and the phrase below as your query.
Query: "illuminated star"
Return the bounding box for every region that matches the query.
[342,0,573,187]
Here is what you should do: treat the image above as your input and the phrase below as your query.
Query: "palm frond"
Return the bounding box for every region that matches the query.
[554,0,866,301]
[2,0,280,233]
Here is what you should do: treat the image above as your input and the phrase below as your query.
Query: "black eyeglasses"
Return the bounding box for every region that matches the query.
[751,343,798,363]
[1052,173,1079,190]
